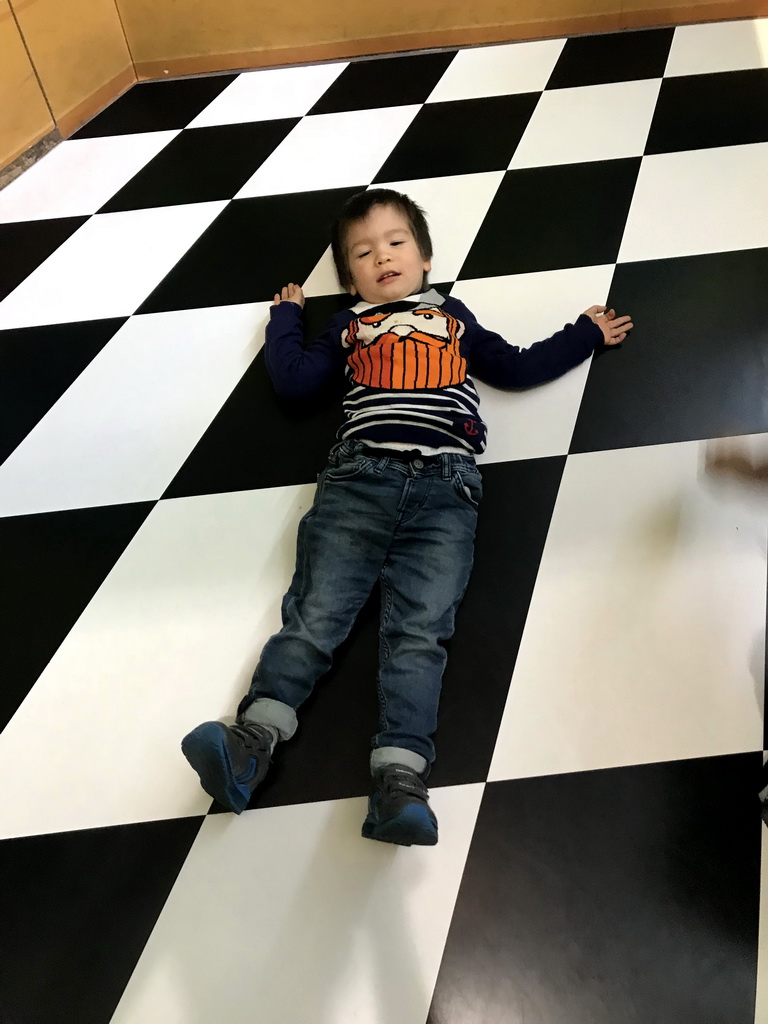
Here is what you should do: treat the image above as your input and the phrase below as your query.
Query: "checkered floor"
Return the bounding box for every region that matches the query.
[2,18,768,1023]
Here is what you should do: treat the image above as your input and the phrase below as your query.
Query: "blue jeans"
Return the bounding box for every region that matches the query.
[237,440,481,774]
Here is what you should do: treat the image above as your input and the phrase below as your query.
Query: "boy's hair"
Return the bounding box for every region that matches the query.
[331,188,433,294]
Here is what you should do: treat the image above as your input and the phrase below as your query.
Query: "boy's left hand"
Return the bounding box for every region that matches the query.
[583,306,634,346]
[273,283,305,308]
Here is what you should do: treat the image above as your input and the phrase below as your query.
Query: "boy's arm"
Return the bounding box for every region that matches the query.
[264,301,346,399]
[445,296,603,389]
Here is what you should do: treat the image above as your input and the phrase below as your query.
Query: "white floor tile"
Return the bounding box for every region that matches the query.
[302,171,505,297]
[0,133,179,223]
[0,202,227,330]
[109,784,484,1024]
[451,264,615,464]
[187,64,349,127]
[618,143,768,263]
[0,302,268,517]
[300,243,345,298]
[235,107,420,198]
[374,172,505,284]
[509,79,661,169]
[666,18,768,76]
[426,39,566,102]
[0,485,316,839]
[489,438,766,783]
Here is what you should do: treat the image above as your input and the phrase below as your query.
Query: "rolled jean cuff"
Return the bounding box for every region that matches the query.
[240,697,298,742]
[371,746,428,776]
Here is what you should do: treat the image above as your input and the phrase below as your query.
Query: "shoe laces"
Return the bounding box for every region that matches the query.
[231,722,271,757]
[378,765,427,800]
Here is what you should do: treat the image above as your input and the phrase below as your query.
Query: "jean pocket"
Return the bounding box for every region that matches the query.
[452,469,482,508]
[325,454,371,482]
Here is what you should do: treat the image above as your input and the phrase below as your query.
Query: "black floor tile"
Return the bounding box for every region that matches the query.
[372,94,540,183]
[215,588,382,812]
[0,502,155,733]
[70,76,239,138]
[164,294,350,498]
[428,456,567,788]
[546,27,674,89]
[645,69,768,154]
[0,318,126,465]
[309,51,457,113]
[0,816,204,1024]
[207,457,566,811]
[460,160,640,278]
[137,187,362,314]
[98,120,299,212]
[570,247,768,453]
[429,752,762,1024]
[0,217,89,301]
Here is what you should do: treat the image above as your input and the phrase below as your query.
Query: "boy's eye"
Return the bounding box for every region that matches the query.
[355,240,405,259]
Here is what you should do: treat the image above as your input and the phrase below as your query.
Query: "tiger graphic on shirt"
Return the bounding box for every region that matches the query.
[340,303,467,390]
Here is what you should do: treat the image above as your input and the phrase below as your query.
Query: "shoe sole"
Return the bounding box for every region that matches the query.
[181,723,251,815]
[361,803,438,847]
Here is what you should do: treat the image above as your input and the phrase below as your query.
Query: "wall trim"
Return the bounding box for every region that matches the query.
[0,125,60,188]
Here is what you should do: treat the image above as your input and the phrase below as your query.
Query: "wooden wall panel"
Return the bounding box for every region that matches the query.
[118,0,768,79]
[0,0,53,168]
[121,0,617,75]
[9,0,134,135]
[618,0,768,27]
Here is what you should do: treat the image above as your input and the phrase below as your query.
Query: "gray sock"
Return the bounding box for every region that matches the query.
[262,725,279,754]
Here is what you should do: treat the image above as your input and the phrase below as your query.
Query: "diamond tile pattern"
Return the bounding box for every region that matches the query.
[1,24,767,1024]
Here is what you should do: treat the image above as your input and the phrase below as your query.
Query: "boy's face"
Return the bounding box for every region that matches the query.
[345,204,432,305]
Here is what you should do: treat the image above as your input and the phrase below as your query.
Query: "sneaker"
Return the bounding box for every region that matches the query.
[362,764,438,846]
[181,720,273,814]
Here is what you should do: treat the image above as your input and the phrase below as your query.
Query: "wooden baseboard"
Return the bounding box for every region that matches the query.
[133,2,767,81]
[55,64,137,138]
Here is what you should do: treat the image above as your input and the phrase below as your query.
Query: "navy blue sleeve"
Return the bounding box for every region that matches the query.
[444,296,603,389]
[263,301,347,399]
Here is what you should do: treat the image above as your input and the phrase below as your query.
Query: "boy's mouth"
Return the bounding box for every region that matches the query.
[378,272,400,283]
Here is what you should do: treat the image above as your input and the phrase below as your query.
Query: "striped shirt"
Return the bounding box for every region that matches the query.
[339,380,483,454]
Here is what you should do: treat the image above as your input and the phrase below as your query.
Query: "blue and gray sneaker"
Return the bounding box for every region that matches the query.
[362,764,438,846]
[181,720,273,814]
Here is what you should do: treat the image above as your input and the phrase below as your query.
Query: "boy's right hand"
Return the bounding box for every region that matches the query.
[273,283,305,308]
[583,306,633,346]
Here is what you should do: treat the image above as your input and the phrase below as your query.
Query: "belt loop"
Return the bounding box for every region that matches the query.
[374,456,388,474]
[441,453,452,481]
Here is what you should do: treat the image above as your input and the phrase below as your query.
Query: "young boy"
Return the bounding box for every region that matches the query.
[182,188,633,846]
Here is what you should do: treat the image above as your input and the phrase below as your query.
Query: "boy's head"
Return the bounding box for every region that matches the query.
[331,189,433,306]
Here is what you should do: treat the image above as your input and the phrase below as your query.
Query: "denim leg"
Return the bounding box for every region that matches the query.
[373,463,481,769]
[238,451,394,735]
